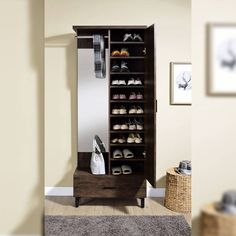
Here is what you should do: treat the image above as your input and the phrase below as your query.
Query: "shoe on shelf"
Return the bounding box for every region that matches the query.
[111,80,119,86]
[135,119,144,130]
[113,150,123,159]
[133,33,143,42]
[112,167,122,175]
[136,106,144,114]
[119,106,127,114]
[112,107,120,114]
[123,149,134,159]
[129,106,137,114]
[128,119,136,130]
[120,61,129,72]
[127,133,135,143]
[118,136,126,144]
[134,134,142,143]
[136,92,143,100]
[111,50,120,57]
[127,78,135,86]
[134,78,142,85]
[121,165,132,175]
[129,92,136,100]
[123,33,133,42]
[120,48,129,57]
[112,94,120,100]
[111,61,120,72]
[118,80,126,85]
[120,123,128,130]
[113,124,121,130]
[119,94,127,100]
[111,138,118,143]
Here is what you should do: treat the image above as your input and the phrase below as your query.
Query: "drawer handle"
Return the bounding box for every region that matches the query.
[103,186,116,190]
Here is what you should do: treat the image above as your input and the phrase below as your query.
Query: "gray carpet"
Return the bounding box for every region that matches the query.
[45,215,191,236]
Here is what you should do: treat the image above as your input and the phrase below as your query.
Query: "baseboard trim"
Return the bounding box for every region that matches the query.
[45,187,165,198]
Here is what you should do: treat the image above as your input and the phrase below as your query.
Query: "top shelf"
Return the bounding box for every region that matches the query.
[110,41,145,45]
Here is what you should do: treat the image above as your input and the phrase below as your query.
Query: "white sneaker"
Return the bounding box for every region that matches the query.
[134,78,142,85]
[127,78,135,86]
[129,106,137,114]
[120,124,128,130]
[136,106,144,114]
[113,124,121,130]
[119,106,127,114]
[118,80,126,85]
[112,108,119,114]
[112,80,119,85]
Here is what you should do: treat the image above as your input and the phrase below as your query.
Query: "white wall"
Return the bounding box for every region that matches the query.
[45,0,191,188]
[192,0,236,234]
[0,0,43,234]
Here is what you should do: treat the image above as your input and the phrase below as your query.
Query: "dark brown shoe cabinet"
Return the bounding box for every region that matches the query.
[73,25,156,208]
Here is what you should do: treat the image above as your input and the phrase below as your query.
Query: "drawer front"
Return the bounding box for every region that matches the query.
[74,174,146,198]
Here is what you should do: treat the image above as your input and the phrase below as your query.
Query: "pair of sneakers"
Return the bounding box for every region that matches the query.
[123,33,143,42]
[111,61,129,72]
[113,119,143,130]
[127,78,142,86]
[111,80,126,86]
[112,106,127,114]
[127,133,143,144]
[113,149,134,159]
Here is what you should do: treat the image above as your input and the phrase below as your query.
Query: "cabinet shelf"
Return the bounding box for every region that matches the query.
[110,158,145,162]
[110,72,145,75]
[110,56,145,59]
[110,143,145,147]
[110,114,144,117]
[110,86,144,88]
[110,100,145,103]
[110,41,145,45]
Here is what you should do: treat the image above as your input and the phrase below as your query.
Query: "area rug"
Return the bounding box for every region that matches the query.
[44,215,191,236]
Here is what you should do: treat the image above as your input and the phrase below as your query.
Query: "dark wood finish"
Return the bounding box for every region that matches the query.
[74,25,156,207]
[144,24,156,187]
[74,169,146,198]
[140,198,145,208]
[75,197,80,208]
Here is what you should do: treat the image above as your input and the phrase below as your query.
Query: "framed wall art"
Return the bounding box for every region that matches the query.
[208,24,236,95]
[170,62,192,105]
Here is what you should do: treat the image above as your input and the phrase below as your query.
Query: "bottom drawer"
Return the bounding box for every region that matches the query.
[73,169,146,198]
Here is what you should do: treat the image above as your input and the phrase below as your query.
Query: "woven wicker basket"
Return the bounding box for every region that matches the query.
[164,167,191,213]
[200,203,236,236]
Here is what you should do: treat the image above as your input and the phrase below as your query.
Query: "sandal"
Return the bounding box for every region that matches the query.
[121,165,132,175]
[127,133,135,143]
[134,78,142,85]
[113,149,123,159]
[123,149,134,159]
[112,167,122,175]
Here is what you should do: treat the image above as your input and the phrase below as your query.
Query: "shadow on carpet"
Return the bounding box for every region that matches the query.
[44,215,191,236]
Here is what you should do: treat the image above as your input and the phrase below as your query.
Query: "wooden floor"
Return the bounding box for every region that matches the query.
[45,197,191,225]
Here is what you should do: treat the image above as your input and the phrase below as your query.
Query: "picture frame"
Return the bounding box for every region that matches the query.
[170,62,192,105]
[208,23,236,95]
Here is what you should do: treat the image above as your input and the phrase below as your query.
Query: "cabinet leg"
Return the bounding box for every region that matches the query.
[75,197,80,208]
[140,198,145,208]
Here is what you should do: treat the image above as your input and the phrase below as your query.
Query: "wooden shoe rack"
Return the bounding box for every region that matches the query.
[73,26,156,208]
